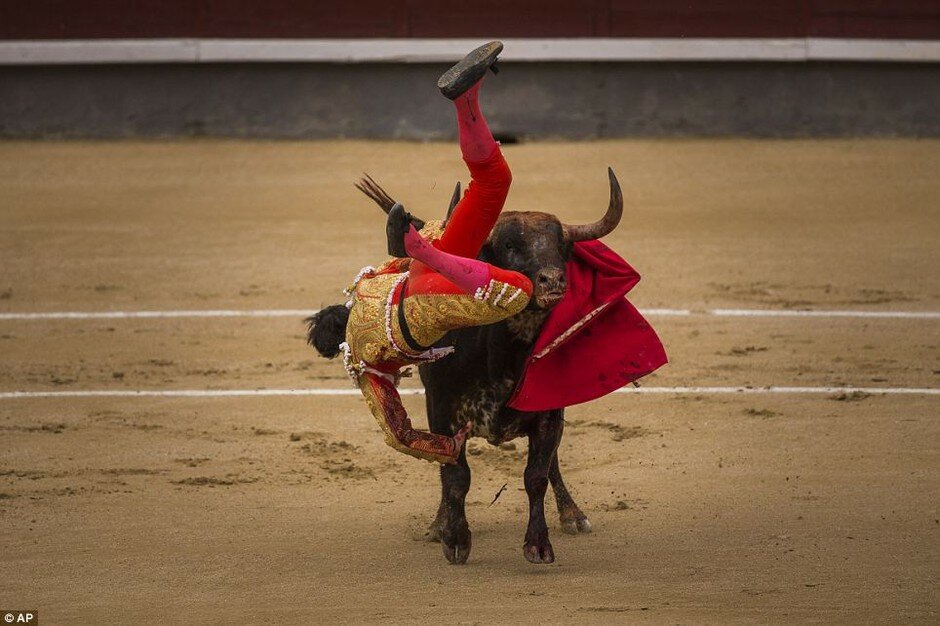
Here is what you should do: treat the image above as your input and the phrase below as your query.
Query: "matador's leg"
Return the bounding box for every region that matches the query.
[434,41,511,260]
[391,41,533,347]
[403,224,532,297]
[436,84,511,258]
[439,41,503,162]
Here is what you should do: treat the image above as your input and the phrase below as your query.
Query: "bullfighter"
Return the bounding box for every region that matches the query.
[307,41,533,464]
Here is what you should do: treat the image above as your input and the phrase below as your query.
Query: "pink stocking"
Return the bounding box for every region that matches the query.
[404,226,491,294]
[454,79,498,164]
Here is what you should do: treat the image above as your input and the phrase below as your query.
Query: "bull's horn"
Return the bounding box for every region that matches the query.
[562,167,623,242]
[444,181,461,223]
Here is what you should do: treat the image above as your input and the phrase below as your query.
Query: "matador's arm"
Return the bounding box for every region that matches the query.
[358,371,471,465]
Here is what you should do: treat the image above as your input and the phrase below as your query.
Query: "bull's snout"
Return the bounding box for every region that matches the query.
[537,268,567,292]
[534,268,567,308]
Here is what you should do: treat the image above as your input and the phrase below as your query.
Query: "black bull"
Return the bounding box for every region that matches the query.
[356,169,623,564]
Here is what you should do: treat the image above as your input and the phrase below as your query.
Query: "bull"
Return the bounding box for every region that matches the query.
[356,168,623,564]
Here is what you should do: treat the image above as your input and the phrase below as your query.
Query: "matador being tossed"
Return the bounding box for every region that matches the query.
[307,41,667,465]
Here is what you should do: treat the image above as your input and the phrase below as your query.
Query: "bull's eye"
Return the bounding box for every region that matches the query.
[503,242,515,252]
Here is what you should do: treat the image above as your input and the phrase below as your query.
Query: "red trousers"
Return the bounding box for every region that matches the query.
[406,148,530,297]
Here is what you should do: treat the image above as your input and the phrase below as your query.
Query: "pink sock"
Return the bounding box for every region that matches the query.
[455,79,498,163]
[404,226,490,293]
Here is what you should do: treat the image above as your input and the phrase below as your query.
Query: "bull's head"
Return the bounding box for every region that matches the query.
[480,168,622,309]
[355,168,623,310]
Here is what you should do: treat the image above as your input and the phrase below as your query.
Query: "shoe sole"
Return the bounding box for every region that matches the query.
[437,41,503,100]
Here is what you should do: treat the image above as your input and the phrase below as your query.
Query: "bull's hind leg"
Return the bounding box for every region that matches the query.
[523,412,563,564]
[550,452,593,534]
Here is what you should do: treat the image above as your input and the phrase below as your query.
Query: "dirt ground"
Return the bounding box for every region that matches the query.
[0,140,938,623]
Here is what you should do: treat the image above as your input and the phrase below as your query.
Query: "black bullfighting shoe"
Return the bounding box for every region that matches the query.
[437,40,503,100]
[386,202,417,258]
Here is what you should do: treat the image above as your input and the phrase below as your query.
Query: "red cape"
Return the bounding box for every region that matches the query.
[507,240,667,412]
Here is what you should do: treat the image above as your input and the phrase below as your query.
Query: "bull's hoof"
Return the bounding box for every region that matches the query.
[442,524,472,565]
[560,514,593,535]
[523,539,555,564]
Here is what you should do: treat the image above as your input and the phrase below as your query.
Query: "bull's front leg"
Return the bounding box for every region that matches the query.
[438,447,472,564]
[424,392,473,563]
[523,412,563,564]
[425,498,446,543]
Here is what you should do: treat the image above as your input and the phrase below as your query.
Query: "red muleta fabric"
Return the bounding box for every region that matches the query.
[507,240,668,412]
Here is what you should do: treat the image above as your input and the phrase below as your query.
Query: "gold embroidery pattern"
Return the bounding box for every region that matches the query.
[403,280,530,347]
[345,273,401,366]
[419,220,446,242]
[346,275,529,369]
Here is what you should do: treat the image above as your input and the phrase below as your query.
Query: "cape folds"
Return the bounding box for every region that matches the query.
[508,240,667,412]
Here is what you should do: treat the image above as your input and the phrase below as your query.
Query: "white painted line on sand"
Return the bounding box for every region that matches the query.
[0,309,316,320]
[1,386,937,400]
[711,309,940,319]
[637,308,692,316]
[616,386,939,395]
[0,389,364,399]
[2,307,937,321]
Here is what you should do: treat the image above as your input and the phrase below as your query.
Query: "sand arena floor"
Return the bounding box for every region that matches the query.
[0,139,938,623]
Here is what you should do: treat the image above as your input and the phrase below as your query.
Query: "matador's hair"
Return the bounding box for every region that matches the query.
[305,305,350,359]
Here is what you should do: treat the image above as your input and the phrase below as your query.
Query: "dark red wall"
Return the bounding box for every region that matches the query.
[2,1,938,40]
